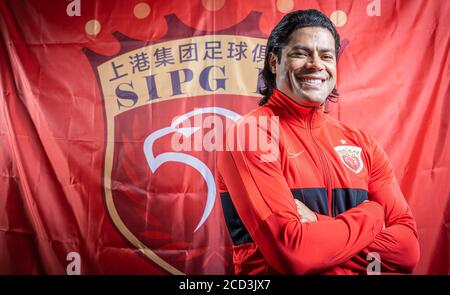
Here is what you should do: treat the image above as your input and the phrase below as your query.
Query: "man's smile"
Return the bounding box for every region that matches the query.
[295,74,328,88]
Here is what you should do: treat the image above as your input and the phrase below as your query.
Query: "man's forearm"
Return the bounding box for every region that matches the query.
[252,201,385,274]
[339,222,420,273]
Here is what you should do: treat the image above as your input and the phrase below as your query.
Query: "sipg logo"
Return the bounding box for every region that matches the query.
[84,10,349,274]
[84,12,267,274]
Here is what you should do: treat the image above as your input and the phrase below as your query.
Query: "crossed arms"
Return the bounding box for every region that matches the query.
[218,126,420,274]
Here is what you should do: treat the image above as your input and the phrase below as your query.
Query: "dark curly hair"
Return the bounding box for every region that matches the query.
[259,9,341,106]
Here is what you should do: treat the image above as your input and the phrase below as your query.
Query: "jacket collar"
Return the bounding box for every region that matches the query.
[266,88,326,129]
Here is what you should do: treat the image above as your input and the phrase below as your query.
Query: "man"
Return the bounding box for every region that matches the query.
[217,9,420,274]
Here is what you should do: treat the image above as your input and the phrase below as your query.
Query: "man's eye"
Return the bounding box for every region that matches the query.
[322,55,334,60]
[291,52,307,57]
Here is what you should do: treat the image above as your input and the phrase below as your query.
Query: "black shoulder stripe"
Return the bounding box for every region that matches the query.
[220,192,254,246]
[291,188,329,216]
[221,188,368,245]
[332,188,368,217]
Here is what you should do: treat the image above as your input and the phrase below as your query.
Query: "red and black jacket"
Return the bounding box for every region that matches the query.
[217,89,420,275]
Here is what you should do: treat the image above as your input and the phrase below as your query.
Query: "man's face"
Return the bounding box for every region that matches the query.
[270,27,337,106]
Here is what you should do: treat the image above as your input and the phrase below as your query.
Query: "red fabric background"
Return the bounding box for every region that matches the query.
[0,0,449,274]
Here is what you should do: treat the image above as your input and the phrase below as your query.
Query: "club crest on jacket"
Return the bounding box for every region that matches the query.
[334,145,364,174]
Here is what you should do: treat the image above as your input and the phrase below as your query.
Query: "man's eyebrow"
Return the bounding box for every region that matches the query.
[290,45,335,53]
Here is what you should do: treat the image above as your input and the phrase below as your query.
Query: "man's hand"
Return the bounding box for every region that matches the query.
[294,199,318,223]
[362,200,386,230]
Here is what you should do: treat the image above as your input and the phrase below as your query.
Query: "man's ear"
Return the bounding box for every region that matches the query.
[268,52,277,74]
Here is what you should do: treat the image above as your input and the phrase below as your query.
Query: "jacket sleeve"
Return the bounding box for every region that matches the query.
[218,120,385,274]
[339,138,420,273]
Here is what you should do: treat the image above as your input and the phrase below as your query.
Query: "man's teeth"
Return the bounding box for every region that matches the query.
[300,78,323,84]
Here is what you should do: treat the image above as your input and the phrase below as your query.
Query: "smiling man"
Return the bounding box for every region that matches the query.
[270,27,336,107]
[217,9,420,274]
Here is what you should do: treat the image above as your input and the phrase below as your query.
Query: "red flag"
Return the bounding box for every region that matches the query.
[0,0,448,274]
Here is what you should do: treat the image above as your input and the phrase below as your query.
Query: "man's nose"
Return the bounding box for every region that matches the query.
[306,53,324,71]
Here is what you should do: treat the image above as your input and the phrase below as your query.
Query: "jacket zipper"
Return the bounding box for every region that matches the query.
[307,107,333,217]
